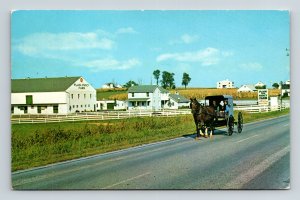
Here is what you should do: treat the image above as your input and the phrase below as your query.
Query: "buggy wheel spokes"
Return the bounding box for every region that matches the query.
[227,115,234,136]
[237,112,243,133]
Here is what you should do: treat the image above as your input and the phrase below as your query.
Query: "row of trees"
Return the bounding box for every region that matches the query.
[123,70,191,89]
[153,69,191,89]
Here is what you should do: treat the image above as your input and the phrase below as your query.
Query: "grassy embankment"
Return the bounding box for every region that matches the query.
[97,88,281,101]
[12,108,289,171]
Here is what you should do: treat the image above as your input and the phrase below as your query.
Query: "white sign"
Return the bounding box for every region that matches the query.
[258,89,269,105]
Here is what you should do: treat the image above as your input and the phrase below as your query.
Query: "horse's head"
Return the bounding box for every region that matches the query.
[190,97,200,114]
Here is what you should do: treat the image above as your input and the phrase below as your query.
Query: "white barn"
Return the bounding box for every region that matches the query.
[11,76,97,115]
[238,84,257,92]
[127,85,169,111]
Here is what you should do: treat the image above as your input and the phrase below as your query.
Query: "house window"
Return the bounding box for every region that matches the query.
[90,94,92,99]
[84,94,86,99]
[73,105,75,108]
[78,94,80,99]
[38,106,42,113]
[132,102,136,107]
[26,95,33,105]
[11,106,14,114]
[53,105,58,113]
[146,92,149,97]
[147,102,150,106]
[71,94,73,99]
[142,102,145,106]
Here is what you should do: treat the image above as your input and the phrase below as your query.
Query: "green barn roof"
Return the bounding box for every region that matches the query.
[128,85,169,93]
[11,77,81,93]
[169,94,189,103]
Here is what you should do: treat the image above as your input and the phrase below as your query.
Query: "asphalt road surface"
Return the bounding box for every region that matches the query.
[12,115,290,190]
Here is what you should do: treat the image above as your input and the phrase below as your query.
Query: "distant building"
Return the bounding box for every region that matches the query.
[101,83,123,89]
[217,79,235,89]
[96,100,127,111]
[127,85,169,111]
[237,84,257,92]
[281,80,290,96]
[168,93,190,109]
[255,81,266,88]
[11,76,97,115]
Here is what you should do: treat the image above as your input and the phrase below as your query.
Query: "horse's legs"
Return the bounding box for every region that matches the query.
[205,127,208,138]
[195,121,201,139]
[209,124,213,139]
[199,125,204,137]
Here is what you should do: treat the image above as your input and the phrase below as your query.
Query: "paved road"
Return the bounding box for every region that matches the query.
[12,115,290,190]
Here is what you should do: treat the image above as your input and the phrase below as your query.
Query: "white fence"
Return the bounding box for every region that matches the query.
[234,104,290,113]
[11,109,191,124]
[11,102,290,124]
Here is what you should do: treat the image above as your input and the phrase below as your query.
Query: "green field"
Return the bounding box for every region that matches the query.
[11,109,289,171]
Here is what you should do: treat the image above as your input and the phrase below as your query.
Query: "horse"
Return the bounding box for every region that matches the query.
[190,98,216,139]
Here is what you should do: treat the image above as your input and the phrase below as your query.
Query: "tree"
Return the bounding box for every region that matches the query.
[181,72,191,89]
[255,85,266,89]
[272,83,279,89]
[161,71,175,89]
[153,69,160,85]
[123,80,138,88]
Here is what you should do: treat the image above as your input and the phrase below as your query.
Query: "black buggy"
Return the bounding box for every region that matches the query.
[204,95,243,135]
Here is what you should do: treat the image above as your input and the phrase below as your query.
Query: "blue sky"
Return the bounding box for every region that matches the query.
[11,10,290,88]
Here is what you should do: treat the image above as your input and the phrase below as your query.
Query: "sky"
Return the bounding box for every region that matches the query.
[11,10,290,88]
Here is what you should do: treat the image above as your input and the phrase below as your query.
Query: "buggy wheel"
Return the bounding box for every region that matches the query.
[237,112,243,133]
[227,115,234,136]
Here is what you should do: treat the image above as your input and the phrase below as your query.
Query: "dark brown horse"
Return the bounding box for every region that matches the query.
[190,98,216,139]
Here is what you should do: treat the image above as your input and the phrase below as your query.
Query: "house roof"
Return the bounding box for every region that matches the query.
[238,84,257,91]
[128,85,169,93]
[169,94,189,103]
[11,76,81,93]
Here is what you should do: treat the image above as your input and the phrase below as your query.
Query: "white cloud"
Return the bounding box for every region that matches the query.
[240,62,263,71]
[156,47,222,66]
[15,31,114,56]
[116,27,138,34]
[170,34,199,45]
[81,58,141,71]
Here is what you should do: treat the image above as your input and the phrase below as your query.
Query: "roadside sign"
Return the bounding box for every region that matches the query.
[258,89,269,105]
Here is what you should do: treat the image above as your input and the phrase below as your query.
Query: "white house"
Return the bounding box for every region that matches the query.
[101,83,115,89]
[96,100,127,111]
[102,83,123,89]
[127,85,169,111]
[217,79,235,89]
[237,84,257,92]
[11,76,97,115]
[281,80,290,96]
[168,93,190,109]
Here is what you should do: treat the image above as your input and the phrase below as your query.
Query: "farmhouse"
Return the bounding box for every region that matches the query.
[127,85,169,111]
[11,76,97,115]
[168,93,190,109]
[237,84,257,92]
[216,79,235,89]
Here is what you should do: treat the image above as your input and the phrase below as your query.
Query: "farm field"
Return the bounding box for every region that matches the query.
[12,108,289,171]
[97,87,281,100]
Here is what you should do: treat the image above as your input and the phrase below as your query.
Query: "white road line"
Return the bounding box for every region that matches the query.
[235,134,259,143]
[283,124,289,127]
[101,172,151,189]
[223,146,290,189]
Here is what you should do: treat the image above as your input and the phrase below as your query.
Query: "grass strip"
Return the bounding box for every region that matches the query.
[11,109,289,171]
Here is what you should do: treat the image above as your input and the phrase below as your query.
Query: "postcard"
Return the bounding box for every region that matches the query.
[11,10,290,190]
